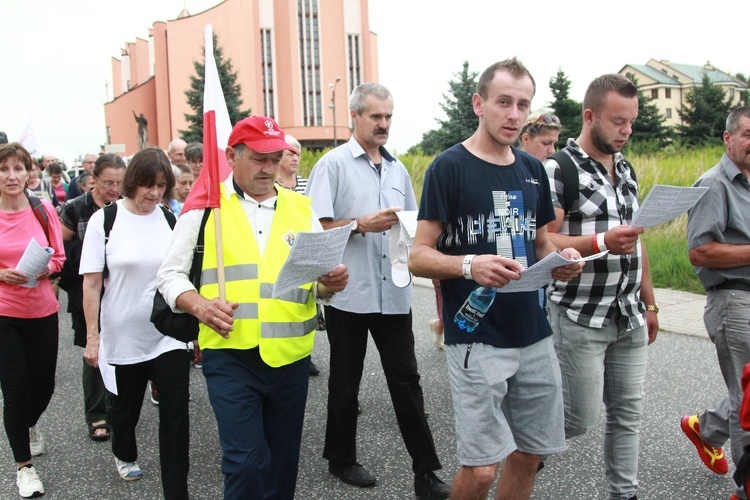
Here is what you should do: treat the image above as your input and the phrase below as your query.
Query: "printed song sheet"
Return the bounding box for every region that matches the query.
[16,238,54,288]
[272,222,354,298]
[497,251,608,293]
[630,184,708,228]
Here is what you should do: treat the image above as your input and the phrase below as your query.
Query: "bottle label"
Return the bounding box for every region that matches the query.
[463,303,485,322]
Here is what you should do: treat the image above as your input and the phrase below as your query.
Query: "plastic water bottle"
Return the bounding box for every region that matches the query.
[454,286,496,332]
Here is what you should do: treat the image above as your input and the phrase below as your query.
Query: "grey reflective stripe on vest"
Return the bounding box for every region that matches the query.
[259,283,311,304]
[201,264,259,286]
[234,303,259,320]
[261,316,318,338]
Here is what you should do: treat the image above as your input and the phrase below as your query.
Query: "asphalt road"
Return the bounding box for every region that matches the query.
[0,287,734,499]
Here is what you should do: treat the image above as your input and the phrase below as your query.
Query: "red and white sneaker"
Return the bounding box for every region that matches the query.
[680,414,729,475]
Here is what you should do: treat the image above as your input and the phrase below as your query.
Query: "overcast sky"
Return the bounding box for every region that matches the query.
[1,0,746,164]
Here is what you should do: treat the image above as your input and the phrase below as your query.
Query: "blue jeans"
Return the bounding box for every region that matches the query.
[548,301,648,500]
[202,348,309,500]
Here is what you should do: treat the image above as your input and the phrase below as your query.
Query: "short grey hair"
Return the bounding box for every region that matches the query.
[349,83,391,115]
[285,134,301,153]
[168,138,187,153]
[727,106,750,134]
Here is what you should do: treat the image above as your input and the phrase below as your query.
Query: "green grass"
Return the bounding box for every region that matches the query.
[299,144,725,294]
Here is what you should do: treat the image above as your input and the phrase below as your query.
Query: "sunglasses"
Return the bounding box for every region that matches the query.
[534,113,561,125]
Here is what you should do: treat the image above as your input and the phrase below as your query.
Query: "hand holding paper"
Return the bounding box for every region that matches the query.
[15,238,55,288]
[497,251,607,293]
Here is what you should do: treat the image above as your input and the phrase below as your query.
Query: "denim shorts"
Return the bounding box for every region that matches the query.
[446,336,566,466]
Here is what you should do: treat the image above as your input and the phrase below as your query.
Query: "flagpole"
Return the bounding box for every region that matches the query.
[214,208,226,302]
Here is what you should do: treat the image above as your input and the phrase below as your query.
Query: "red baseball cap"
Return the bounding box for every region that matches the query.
[227,116,295,153]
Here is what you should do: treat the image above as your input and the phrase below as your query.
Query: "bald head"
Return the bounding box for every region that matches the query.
[168,139,187,166]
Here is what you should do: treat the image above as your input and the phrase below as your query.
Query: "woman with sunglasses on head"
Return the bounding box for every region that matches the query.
[0,143,65,498]
[519,112,562,162]
[519,112,562,309]
[58,154,126,444]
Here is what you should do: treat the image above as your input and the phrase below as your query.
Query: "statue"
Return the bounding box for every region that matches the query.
[133,111,148,150]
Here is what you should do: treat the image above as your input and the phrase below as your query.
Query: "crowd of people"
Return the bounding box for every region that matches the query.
[0,63,749,500]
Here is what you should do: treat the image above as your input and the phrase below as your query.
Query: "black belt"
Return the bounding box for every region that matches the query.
[712,280,750,293]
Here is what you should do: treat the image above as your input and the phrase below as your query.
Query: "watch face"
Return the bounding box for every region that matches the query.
[351,219,358,231]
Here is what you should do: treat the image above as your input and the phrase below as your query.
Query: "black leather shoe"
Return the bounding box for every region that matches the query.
[414,471,450,499]
[328,462,376,487]
[309,359,320,376]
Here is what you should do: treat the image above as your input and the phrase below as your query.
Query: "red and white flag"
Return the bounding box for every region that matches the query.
[182,24,233,213]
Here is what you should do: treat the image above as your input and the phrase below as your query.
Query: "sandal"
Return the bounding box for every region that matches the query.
[89,422,111,442]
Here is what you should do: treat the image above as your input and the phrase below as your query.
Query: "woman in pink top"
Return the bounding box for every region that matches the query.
[0,142,65,499]
[47,163,68,206]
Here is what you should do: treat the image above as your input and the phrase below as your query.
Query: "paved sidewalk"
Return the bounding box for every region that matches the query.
[653,287,707,338]
[414,277,708,338]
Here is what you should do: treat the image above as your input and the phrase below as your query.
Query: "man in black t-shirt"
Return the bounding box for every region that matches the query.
[410,58,583,500]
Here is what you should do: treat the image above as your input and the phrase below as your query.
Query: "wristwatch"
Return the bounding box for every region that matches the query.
[350,218,359,233]
[646,304,659,314]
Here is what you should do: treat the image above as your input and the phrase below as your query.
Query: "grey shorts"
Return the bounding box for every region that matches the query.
[446,336,566,466]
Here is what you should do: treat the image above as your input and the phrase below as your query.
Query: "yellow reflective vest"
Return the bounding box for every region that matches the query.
[198,184,317,367]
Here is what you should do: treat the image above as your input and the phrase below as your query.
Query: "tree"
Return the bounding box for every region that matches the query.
[677,74,733,145]
[409,61,478,155]
[627,76,671,146]
[547,69,582,148]
[180,33,251,143]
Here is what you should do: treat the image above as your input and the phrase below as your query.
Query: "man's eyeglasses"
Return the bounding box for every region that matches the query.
[534,113,560,125]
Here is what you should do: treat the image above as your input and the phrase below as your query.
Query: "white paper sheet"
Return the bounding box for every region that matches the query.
[272,222,354,298]
[497,251,608,293]
[15,238,54,288]
[630,184,709,228]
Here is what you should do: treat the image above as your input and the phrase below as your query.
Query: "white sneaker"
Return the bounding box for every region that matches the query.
[428,319,446,351]
[28,427,45,457]
[114,457,143,481]
[16,465,44,498]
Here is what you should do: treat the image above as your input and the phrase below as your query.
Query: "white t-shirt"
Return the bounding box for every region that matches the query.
[80,199,185,364]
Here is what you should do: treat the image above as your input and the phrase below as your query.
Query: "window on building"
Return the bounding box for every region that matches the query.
[347,34,361,94]
[260,28,275,118]
[665,108,672,118]
[730,88,736,99]
[651,89,658,99]
[665,88,671,99]
[298,0,321,126]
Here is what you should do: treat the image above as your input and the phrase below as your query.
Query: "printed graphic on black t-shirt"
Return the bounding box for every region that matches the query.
[418,144,555,348]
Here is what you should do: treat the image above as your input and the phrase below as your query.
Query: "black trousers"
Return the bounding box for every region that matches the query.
[111,349,191,500]
[322,307,442,475]
[0,314,58,463]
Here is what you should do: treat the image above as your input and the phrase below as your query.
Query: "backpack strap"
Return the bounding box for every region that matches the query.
[189,208,213,289]
[549,150,579,215]
[26,195,51,245]
[101,203,118,279]
[159,204,177,230]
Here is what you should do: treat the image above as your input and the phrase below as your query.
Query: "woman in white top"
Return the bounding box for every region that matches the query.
[80,148,190,499]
